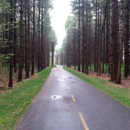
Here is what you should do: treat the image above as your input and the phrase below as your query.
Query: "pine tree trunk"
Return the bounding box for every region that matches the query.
[51,42,54,67]
[78,0,81,71]
[13,0,17,73]
[94,0,98,72]
[18,0,24,82]
[124,0,129,78]
[81,0,85,73]
[25,0,28,78]
[38,0,41,72]
[41,1,44,70]
[31,0,36,76]
[84,0,89,74]
[9,0,14,87]
[25,0,30,78]
[73,23,76,70]
[112,0,121,83]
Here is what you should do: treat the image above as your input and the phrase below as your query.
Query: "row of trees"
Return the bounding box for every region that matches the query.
[59,0,130,84]
[0,0,57,88]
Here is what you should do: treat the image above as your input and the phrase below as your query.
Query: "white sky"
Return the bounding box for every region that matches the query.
[50,0,71,47]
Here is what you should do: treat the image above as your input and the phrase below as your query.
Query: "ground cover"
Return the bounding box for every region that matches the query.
[0,67,52,130]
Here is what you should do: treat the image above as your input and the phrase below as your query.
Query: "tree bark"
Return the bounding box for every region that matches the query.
[18,0,24,82]
[51,42,54,67]
[9,0,14,87]
[78,0,81,71]
[111,0,121,83]
[31,0,36,76]
[124,0,129,78]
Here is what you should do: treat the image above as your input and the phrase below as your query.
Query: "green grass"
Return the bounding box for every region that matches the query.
[64,66,130,108]
[0,67,52,130]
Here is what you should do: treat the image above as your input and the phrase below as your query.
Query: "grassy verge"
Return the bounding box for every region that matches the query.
[0,67,52,130]
[64,66,130,108]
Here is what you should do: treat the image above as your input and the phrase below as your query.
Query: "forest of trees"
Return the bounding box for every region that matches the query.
[59,0,130,84]
[0,0,57,88]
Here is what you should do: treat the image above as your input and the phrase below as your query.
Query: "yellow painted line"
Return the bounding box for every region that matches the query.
[68,86,70,90]
[78,112,89,130]
[71,95,76,102]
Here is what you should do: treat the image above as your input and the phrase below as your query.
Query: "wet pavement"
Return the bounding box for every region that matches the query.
[16,65,130,130]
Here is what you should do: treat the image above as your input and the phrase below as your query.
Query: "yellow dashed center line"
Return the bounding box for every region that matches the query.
[78,112,89,130]
[71,95,76,102]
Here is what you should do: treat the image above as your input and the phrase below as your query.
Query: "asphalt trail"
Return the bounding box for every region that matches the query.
[16,65,130,130]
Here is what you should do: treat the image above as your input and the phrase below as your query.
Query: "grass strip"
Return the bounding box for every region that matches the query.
[64,66,130,108]
[0,67,52,130]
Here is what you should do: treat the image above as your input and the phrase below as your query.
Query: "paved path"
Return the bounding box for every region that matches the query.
[16,66,130,130]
